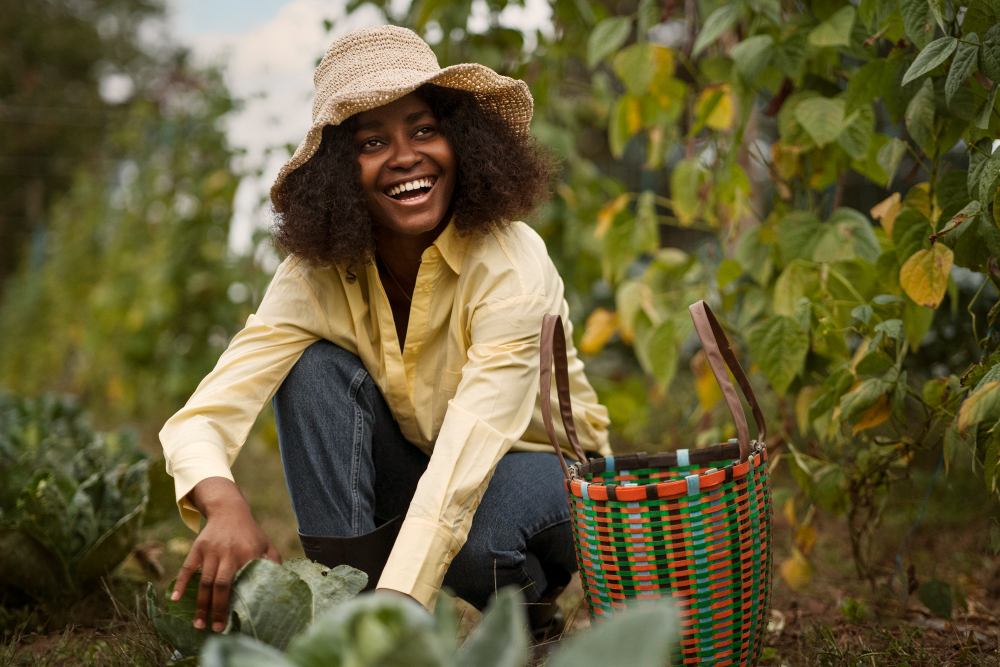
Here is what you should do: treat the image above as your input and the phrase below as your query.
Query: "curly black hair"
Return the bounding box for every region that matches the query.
[270,83,559,276]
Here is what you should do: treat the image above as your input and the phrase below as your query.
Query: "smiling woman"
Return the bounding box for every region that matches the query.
[271,82,557,276]
[158,25,611,652]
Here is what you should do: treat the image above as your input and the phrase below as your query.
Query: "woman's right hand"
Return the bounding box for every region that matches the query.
[171,477,282,632]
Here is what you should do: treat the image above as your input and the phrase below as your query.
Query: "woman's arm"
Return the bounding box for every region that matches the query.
[172,477,281,631]
[377,288,558,607]
[160,257,345,629]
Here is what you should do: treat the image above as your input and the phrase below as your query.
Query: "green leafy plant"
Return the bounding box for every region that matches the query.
[146,558,368,659]
[0,392,148,599]
[198,587,678,667]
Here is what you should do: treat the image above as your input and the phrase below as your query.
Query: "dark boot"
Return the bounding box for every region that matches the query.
[529,584,566,659]
[298,516,403,591]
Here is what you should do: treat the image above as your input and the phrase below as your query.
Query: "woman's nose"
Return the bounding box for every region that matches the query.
[386,137,421,169]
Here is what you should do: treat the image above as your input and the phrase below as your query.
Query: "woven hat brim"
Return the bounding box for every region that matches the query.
[270,62,533,212]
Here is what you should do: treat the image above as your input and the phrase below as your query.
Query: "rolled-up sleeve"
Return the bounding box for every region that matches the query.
[377,293,552,607]
[159,259,332,532]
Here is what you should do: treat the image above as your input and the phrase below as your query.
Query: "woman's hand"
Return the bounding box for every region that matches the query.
[171,477,282,632]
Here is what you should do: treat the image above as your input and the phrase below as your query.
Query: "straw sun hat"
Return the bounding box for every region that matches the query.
[269,24,535,212]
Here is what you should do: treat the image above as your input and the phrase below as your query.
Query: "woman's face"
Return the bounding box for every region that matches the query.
[354,92,456,238]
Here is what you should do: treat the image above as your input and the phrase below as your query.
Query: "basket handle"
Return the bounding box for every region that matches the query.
[540,313,589,478]
[688,300,767,462]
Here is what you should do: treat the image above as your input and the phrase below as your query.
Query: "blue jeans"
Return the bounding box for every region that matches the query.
[272,339,577,610]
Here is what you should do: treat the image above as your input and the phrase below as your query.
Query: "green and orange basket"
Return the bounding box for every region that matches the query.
[540,300,772,666]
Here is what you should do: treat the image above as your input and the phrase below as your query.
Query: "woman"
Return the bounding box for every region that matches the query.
[159,24,611,641]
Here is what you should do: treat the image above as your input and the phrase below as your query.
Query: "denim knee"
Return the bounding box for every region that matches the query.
[277,340,366,401]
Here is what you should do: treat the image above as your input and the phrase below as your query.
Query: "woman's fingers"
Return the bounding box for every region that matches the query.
[194,553,219,630]
[173,546,203,602]
[210,558,237,631]
[265,544,283,564]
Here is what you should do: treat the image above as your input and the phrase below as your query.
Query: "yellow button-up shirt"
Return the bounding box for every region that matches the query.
[159,217,611,608]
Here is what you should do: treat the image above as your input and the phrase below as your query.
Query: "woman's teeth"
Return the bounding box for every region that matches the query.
[386,177,435,199]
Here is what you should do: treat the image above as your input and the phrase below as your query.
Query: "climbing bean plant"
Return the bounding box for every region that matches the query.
[341,0,1000,586]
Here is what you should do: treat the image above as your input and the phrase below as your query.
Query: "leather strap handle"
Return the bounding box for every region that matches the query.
[540,313,589,478]
[688,300,766,462]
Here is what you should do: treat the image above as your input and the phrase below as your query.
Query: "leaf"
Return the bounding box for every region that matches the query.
[919,580,953,619]
[147,581,211,658]
[900,0,936,49]
[639,319,677,389]
[827,207,882,264]
[873,294,906,304]
[980,29,1000,82]
[899,244,954,308]
[778,211,823,263]
[903,36,958,84]
[852,304,874,324]
[839,106,875,161]
[588,16,633,68]
[878,138,909,186]
[903,299,936,350]
[809,5,857,47]
[670,158,703,225]
[282,560,367,619]
[693,4,740,56]
[225,559,314,651]
[874,318,905,341]
[614,43,670,96]
[580,308,619,354]
[847,60,891,114]
[457,588,528,667]
[748,316,809,396]
[871,193,903,237]
[695,85,734,130]
[731,35,774,81]
[200,634,296,667]
[976,82,998,129]
[856,350,894,375]
[779,548,813,590]
[795,524,818,555]
[969,138,993,199]
[609,94,643,158]
[595,193,629,240]
[547,600,676,667]
[959,381,1000,433]
[287,593,446,667]
[794,97,848,146]
[947,34,980,105]
[905,79,936,153]
[892,208,933,262]
[717,259,742,289]
[774,260,819,316]
[852,394,893,434]
[691,350,724,411]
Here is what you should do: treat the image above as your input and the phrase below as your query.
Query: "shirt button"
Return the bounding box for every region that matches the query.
[422,282,431,293]
[427,248,439,259]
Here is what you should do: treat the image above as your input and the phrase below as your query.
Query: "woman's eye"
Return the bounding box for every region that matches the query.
[362,138,380,148]
[416,126,435,136]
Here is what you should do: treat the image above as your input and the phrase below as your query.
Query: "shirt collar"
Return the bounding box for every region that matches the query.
[431,212,467,275]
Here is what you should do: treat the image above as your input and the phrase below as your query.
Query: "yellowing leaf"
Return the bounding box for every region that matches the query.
[595,193,629,240]
[783,497,797,527]
[958,381,1000,434]
[795,386,822,436]
[696,84,733,130]
[579,308,619,354]
[795,524,817,556]
[691,350,723,410]
[852,393,892,434]
[771,141,800,181]
[871,192,903,238]
[780,548,813,590]
[899,244,954,308]
[652,45,675,78]
[905,182,935,220]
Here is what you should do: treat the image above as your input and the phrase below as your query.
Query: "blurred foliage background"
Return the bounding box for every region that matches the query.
[4,0,1000,639]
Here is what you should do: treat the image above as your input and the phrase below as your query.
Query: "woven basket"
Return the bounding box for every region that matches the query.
[540,300,772,666]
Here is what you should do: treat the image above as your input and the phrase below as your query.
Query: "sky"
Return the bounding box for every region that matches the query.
[163,0,552,257]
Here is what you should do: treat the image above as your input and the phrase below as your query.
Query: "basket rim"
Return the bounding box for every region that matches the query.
[565,441,768,503]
